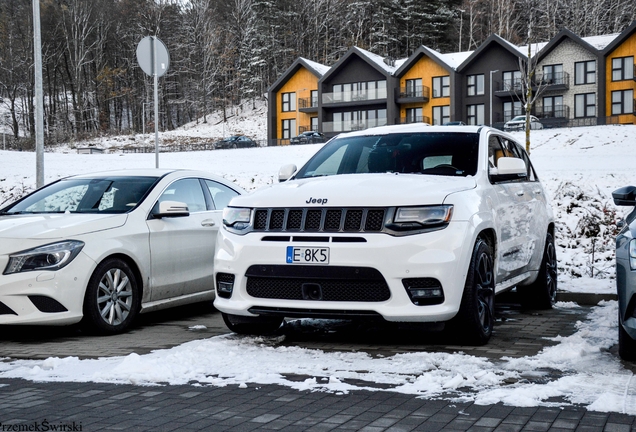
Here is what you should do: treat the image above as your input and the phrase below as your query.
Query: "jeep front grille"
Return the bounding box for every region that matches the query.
[252,208,386,233]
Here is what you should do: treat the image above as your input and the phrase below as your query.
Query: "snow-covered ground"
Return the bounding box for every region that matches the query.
[1,117,635,413]
[0,301,633,414]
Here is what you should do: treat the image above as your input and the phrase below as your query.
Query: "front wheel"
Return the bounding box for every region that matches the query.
[519,232,557,309]
[222,313,284,335]
[82,258,141,334]
[619,310,636,361]
[448,239,495,345]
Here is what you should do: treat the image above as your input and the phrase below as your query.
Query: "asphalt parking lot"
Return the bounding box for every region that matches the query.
[1,294,635,431]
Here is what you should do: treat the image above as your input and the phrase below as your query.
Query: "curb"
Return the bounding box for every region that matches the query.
[555,291,617,305]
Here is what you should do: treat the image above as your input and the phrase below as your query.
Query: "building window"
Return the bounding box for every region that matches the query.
[467,74,484,96]
[542,64,563,84]
[502,71,522,92]
[574,60,596,85]
[310,90,318,107]
[503,101,522,122]
[542,96,564,117]
[405,79,423,98]
[282,119,296,139]
[574,93,595,118]
[311,117,318,131]
[282,92,296,112]
[467,104,484,125]
[612,89,634,115]
[432,76,450,98]
[405,107,423,124]
[612,57,634,81]
[432,106,450,125]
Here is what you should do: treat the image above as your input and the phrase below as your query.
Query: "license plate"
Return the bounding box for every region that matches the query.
[286,246,329,264]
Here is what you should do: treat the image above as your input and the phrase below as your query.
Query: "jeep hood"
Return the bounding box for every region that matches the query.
[230,174,476,207]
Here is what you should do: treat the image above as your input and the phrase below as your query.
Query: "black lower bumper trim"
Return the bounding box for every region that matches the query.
[248,306,385,320]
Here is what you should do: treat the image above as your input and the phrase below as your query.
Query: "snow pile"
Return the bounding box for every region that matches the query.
[0,301,633,413]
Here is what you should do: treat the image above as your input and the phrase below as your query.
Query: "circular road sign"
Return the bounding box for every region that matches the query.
[136,36,170,77]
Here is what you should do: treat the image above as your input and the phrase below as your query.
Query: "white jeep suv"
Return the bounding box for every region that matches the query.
[214,124,556,345]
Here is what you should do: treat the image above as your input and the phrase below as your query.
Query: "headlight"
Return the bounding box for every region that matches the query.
[629,239,636,270]
[4,240,85,275]
[223,207,252,231]
[388,205,453,233]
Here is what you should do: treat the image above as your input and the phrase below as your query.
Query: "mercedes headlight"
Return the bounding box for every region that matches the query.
[4,240,85,275]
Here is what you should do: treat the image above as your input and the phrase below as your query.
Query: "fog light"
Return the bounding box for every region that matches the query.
[216,273,235,299]
[403,278,444,306]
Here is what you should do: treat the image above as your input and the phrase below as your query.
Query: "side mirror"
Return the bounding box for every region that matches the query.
[489,157,527,182]
[153,200,189,218]
[278,164,297,182]
[496,157,527,175]
[613,186,636,206]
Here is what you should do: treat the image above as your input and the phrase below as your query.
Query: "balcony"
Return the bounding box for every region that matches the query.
[534,71,570,91]
[395,115,431,125]
[533,105,570,119]
[395,85,430,104]
[494,78,524,98]
[322,88,387,106]
[298,97,318,113]
[322,118,388,133]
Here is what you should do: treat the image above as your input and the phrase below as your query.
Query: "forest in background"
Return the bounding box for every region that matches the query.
[0,0,635,147]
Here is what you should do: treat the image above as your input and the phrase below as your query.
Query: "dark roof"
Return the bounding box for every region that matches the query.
[536,28,600,62]
[320,46,395,83]
[603,20,636,56]
[268,57,328,94]
[456,34,526,72]
[394,45,455,77]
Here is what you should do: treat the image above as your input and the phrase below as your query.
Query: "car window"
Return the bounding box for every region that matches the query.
[204,180,240,210]
[514,142,537,181]
[3,177,158,214]
[156,178,207,213]
[295,132,479,178]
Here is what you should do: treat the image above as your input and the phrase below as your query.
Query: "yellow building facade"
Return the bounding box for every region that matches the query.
[276,67,319,140]
[606,30,636,124]
[399,56,452,124]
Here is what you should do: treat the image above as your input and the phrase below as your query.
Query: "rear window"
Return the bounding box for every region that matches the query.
[295,132,479,178]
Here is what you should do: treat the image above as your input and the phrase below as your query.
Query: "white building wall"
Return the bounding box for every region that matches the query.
[536,39,599,119]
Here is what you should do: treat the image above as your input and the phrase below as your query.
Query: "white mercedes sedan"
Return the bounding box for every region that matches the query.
[0,169,244,334]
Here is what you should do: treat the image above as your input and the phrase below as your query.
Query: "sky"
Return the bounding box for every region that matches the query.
[1,108,635,413]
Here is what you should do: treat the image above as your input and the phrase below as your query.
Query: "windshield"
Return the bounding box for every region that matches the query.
[294,132,479,179]
[2,176,159,215]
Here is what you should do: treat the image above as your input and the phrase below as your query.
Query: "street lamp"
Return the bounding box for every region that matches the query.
[490,70,499,127]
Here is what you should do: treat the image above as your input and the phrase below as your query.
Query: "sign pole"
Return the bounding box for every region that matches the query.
[153,36,159,168]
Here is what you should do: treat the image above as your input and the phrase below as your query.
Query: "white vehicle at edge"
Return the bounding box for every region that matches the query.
[214,124,556,345]
[0,169,244,334]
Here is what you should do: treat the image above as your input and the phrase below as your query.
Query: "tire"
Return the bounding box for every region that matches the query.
[82,258,141,334]
[222,313,283,335]
[519,232,557,309]
[619,310,636,361]
[448,239,495,345]
[231,143,237,149]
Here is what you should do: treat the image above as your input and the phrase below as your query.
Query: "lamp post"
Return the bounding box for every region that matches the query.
[490,70,499,127]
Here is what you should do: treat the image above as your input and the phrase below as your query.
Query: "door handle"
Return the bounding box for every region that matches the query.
[516,191,525,196]
[201,219,216,227]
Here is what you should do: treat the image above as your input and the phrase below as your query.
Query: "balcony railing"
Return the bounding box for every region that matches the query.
[533,105,570,119]
[298,125,312,133]
[534,71,570,88]
[298,97,318,109]
[322,118,388,133]
[396,115,431,125]
[322,88,387,104]
[396,86,431,100]
[496,78,524,93]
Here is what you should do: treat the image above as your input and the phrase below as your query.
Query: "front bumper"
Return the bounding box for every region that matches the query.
[214,221,474,322]
[0,251,95,325]
[617,255,636,340]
